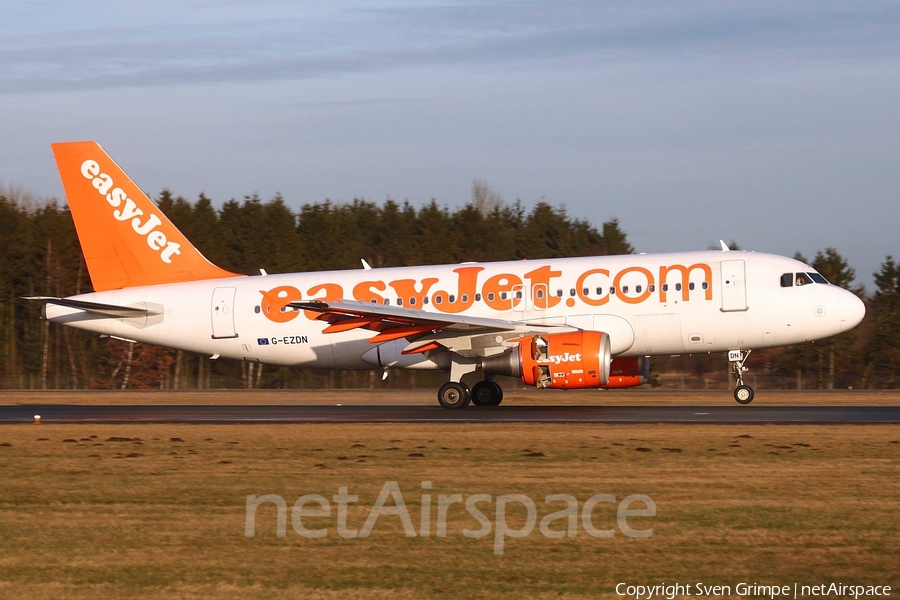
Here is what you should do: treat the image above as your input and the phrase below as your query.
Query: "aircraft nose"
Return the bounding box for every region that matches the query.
[839,290,866,332]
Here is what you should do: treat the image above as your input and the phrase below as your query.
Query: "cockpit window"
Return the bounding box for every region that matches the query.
[781,271,828,287]
[786,271,829,287]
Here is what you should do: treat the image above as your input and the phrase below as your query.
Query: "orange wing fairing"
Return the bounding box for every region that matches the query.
[401,341,443,355]
[368,325,444,344]
[321,317,384,334]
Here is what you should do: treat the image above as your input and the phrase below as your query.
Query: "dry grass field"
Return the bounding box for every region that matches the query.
[0,390,898,599]
[3,388,900,406]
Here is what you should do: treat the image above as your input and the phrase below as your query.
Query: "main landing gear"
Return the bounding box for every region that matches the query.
[437,355,505,409]
[437,381,470,409]
[729,349,755,404]
[471,380,503,406]
[437,379,504,409]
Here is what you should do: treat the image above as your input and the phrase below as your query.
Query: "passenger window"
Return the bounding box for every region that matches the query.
[662,284,668,292]
[649,284,655,293]
[675,283,682,291]
[583,287,589,296]
[397,298,403,306]
[596,287,603,295]
[636,285,642,294]
[702,281,708,290]
[434,296,443,305]
[500,292,507,300]
[475,293,482,302]
[556,289,563,297]
[488,292,495,301]
[689,282,695,291]
[610,287,616,295]
[449,295,456,302]
[409,298,416,306]
[423,296,429,305]
[535,289,543,299]
[622,285,629,294]
[569,288,576,297]
[461,294,468,303]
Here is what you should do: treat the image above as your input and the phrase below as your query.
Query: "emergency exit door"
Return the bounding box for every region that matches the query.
[211,287,238,339]
[720,260,748,312]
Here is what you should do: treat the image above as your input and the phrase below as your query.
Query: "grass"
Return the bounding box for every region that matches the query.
[4,388,900,405]
[1,397,899,598]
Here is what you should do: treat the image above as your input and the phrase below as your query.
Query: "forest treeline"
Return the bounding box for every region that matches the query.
[1,183,898,390]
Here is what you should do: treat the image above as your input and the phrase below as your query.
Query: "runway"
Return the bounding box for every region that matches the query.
[2,404,899,424]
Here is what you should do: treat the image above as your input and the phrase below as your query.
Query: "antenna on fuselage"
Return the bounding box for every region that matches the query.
[719,240,730,252]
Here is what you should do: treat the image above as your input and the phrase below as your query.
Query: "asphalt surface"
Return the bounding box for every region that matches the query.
[1,404,899,424]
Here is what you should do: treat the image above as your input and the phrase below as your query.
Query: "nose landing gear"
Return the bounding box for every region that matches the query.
[729,349,754,404]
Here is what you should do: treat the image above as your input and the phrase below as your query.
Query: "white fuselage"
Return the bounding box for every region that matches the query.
[45,250,865,370]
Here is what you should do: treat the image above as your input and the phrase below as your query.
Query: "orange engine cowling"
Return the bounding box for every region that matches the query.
[601,356,650,389]
[482,331,612,390]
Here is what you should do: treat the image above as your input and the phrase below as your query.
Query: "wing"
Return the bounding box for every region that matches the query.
[290,300,573,357]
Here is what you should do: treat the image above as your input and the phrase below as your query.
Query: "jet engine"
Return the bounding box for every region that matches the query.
[482,331,612,389]
[603,356,650,389]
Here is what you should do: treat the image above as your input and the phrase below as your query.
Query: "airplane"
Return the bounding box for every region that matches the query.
[29,141,866,408]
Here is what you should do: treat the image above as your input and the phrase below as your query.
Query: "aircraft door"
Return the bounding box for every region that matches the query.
[720,260,748,312]
[211,287,238,339]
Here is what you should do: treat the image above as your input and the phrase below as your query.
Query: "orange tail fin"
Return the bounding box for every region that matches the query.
[51,141,241,291]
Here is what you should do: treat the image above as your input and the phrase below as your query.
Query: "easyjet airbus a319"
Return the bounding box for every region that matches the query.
[30,142,866,407]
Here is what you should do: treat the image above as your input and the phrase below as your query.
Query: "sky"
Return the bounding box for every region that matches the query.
[1,0,898,289]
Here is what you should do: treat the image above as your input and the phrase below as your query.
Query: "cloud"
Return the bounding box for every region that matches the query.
[2,0,900,94]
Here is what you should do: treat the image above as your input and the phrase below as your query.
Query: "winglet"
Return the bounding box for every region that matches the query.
[51,141,241,291]
[719,240,730,252]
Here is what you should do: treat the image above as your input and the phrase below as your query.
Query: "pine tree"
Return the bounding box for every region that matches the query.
[868,257,900,387]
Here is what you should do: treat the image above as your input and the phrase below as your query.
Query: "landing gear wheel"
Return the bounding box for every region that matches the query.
[728,349,755,405]
[734,385,754,404]
[470,381,491,406]
[438,382,470,409]
[471,381,504,406]
[486,381,503,406]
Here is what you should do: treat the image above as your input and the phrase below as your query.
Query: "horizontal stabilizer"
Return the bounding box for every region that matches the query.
[24,296,161,319]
